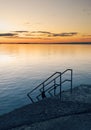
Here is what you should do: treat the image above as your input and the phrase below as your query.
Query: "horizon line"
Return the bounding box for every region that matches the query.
[0,42,91,45]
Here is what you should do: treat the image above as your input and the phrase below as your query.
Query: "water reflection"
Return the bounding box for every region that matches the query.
[0,44,91,83]
[0,44,91,58]
[0,44,91,115]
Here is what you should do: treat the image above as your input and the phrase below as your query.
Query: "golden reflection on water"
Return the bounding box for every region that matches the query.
[0,44,91,66]
[0,54,13,63]
[0,44,91,55]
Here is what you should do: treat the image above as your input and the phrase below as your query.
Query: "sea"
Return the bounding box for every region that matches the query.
[0,44,91,115]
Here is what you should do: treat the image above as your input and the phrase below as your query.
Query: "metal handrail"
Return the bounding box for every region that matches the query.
[27,72,60,95]
[27,69,73,103]
[39,74,61,92]
[61,69,72,75]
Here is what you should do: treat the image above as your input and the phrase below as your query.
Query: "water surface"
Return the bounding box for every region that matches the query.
[0,44,91,115]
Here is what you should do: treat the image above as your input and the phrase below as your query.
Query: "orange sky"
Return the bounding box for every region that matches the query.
[0,0,91,43]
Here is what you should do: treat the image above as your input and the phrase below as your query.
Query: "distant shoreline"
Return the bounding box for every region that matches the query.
[0,42,91,44]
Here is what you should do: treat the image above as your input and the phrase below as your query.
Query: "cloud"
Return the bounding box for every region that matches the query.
[30,31,52,37]
[0,33,17,37]
[52,32,78,37]
[13,31,29,33]
[31,31,78,37]
[0,31,78,39]
[31,31,51,34]
[82,34,91,37]
[20,31,78,39]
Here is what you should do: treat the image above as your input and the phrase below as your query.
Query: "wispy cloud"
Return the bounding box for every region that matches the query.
[82,34,91,37]
[12,31,29,33]
[52,32,78,37]
[31,31,51,34]
[0,31,78,39]
[30,31,78,37]
[0,33,17,37]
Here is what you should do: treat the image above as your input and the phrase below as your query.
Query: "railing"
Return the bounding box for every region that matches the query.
[27,69,73,103]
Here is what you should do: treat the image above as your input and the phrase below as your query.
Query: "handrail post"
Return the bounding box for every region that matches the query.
[60,73,62,100]
[41,83,46,99]
[54,79,56,96]
[27,93,34,103]
[43,83,45,91]
[71,69,73,94]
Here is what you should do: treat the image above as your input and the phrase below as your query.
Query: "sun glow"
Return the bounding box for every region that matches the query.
[0,54,14,63]
[0,21,13,32]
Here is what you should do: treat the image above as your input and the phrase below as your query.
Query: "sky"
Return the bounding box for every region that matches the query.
[0,0,91,43]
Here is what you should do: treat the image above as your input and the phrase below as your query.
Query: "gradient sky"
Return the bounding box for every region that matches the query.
[0,0,91,43]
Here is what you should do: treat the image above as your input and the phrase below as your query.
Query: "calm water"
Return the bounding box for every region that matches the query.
[0,44,91,115]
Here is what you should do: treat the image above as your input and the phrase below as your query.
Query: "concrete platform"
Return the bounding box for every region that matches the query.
[0,84,91,130]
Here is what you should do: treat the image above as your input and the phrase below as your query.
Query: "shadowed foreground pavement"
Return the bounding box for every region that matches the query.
[12,113,91,130]
[0,85,91,130]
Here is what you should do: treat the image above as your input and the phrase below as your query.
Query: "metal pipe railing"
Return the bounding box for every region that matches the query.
[27,69,73,103]
[27,72,60,95]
